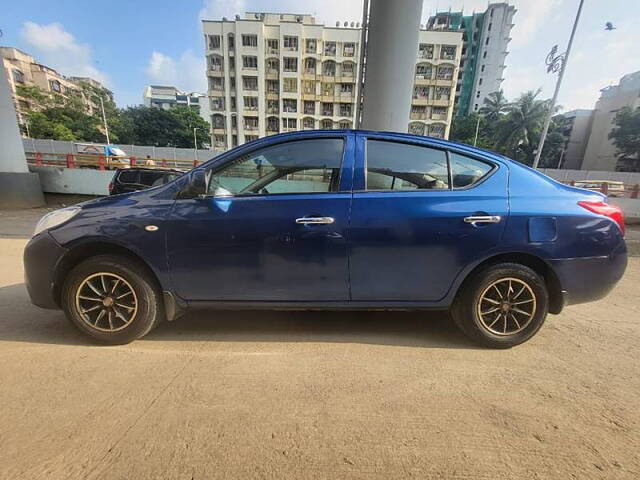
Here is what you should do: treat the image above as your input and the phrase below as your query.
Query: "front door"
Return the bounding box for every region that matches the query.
[166,134,354,301]
[349,134,509,301]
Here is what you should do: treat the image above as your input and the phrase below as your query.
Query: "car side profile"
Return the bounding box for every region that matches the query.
[24,130,627,348]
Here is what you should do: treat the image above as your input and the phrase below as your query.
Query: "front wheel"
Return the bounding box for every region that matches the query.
[451,263,549,348]
[61,254,163,344]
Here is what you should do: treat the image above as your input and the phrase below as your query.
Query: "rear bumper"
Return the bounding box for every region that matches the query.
[548,242,628,307]
[23,232,67,309]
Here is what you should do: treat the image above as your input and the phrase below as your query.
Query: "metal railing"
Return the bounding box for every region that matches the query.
[561,180,640,199]
[25,152,199,171]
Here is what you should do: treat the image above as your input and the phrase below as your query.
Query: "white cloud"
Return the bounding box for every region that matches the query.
[20,21,108,86]
[199,0,246,22]
[145,50,206,93]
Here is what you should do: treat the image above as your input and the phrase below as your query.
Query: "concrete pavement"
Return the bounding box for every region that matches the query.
[0,209,639,479]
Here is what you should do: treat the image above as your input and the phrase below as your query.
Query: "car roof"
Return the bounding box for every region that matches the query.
[117,167,184,174]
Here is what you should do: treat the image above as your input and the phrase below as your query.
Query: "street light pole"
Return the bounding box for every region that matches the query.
[193,127,198,160]
[99,96,110,145]
[473,115,481,146]
[532,0,584,169]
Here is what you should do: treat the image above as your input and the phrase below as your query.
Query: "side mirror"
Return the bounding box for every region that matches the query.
[178,170,207,198]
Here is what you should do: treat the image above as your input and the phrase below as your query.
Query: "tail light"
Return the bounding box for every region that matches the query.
[108,182,113,193]
[578,200,625,235]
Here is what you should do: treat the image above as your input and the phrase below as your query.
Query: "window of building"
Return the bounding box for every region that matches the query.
[242,56,258,70]
[416,63,432,78]
[413,86,429,98]
[410,105,427,119]
[481,64,485,72]
[324,41,336,56]
[232,135,238,146]
[449,152,493,187]
[228,33,235,49]
[243,96,258,110]
[431,106,448,119]
[365,140,449,191]
[304,57,316,74]
[208,35,221,50]
[230,97,237,109]
[212,114,225,129]
[321,83,333,96]
[343,42,356,57]
[282,98,297,113]
[282,78,297,93]
[244,116,259,130]
[267,39,279,53]
[206,138,344,195]
[209,77,224,91]
[231,115,238,128]
[321,119,334,129]
[49,80,61,92]
[304,101,316,115]
[418,44,434,59]
[230,77,236,90]
[209,55,223,71]
[322,61,336,76]
[283,36,298,51]
[242,76,258,91]
[282,117,297,130]
[408,122,426,135]
[303,117,315,129]
[12,69,25,84]
[478,78,483,86]
[305,39,317,53]
[242,34,258,47]
[341,62,355,77]
[322,102,334,116]
[245,135,259,142]
[212,97,225,111]
[303,81,316,95]
[339,120,352,129]
[483,51,487,58]
[339,83,354,95]
[429,123,446,138]
[434,86,451,100]
[339,103,352,117]
[266,80,279,94]
[267,99,279,114]
[436,65,454,80]
[283,57,298,72]
[441,45,456,60]
[266,58,279,73]
[266,116,279,131]
[485,37,490,45]
[488,22,492,31]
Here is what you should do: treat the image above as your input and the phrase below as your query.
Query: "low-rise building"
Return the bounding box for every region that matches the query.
[142,85,210,125]
[0,46,112,124]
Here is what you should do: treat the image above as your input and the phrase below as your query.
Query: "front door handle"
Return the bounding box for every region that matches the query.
[464,215,501,225]
[295,216,335,225]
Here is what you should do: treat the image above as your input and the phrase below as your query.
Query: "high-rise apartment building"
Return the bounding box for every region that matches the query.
[202,12,462,149]
[427,3,516,115]
[0,46,112,124]
[143,85,211,124]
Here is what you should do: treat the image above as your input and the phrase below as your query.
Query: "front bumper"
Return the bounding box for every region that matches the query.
[548,242,628,307]
[23,232,67,309]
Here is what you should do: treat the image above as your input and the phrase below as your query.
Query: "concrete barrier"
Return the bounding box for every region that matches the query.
[29,165,112,196]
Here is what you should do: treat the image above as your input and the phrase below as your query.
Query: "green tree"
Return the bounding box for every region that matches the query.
[479,90,509,123]
[449,113,494,149]
[168,106,211,149]
[609,106,640,170]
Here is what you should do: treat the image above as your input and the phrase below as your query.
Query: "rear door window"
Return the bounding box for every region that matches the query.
[449,152,493,188]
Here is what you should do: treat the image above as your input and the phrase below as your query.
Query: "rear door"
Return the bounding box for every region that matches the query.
[349,133,509,301]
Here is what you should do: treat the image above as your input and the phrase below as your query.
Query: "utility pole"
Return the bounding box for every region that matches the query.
[99,96,110,144]
[473,115,481,146]
[193,127,198,160]
[532,0,584,169]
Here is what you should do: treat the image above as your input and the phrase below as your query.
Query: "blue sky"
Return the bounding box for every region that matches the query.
[3,0,639,111]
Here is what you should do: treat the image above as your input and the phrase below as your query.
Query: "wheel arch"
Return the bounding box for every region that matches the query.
[453,252,564,314]
[52,240,164,308]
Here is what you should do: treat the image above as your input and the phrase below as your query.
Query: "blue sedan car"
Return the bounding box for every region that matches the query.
[24,130,627,348]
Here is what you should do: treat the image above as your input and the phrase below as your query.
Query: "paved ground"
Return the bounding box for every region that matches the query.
[0,207,639,479]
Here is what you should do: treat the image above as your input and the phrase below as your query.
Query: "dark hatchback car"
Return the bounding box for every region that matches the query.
[24,130,627,348]
[109,167,184,195]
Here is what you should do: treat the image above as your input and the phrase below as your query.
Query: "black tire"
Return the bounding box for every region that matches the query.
[451,263,549,348]
[61,254,163,344]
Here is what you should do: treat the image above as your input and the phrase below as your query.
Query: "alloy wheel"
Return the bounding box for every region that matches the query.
[476,277,536,336]
[75,272,138,332]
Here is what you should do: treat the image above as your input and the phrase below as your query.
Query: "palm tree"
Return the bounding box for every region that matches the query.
[479,90,509,123]
[495,89,555,164]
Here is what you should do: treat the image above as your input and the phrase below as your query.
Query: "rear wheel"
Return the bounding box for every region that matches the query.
[451,263,549,348]
[61,254,163,344]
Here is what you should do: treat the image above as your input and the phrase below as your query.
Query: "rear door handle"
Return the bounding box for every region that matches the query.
[464,215,501,225]
[295,216,335,225]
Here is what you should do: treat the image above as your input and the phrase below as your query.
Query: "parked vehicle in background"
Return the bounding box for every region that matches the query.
[109,167,184,195]
[574,180,626,197]
[24,130,627,348]
[74,143,130,169]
